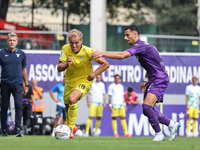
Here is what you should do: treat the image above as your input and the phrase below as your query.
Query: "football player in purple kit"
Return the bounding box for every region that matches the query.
[92,25,181,141]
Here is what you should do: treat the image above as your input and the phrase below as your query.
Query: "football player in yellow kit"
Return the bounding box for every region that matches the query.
[57,29,109,139]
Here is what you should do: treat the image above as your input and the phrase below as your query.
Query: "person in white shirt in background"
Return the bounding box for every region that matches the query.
[108,74,131,137]
[84,74,106,137]
[185,76,200,137]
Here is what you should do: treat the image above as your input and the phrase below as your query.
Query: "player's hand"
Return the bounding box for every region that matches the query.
[55,99,61,102]
[141,81,147,92]
[87,102,90,107]
[126,101,131,105]
[87,73,95,81]
[67,56,73,67]
[186,105,190,110]
[92,50,102,58]
[109,107,112,111]
[103,103,106,108]
[22,86,29,96]
[125,106,127,112]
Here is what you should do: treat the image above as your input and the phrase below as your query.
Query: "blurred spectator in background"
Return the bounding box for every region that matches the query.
[31,79,45,135]
[84,74,106,137]
[49,76,67,137]
[0,32,29,137]
[125,87,140,105]
[22,82,34,135]
[108,74,131,138]
[185,76,200,137]
[31,79,44,113]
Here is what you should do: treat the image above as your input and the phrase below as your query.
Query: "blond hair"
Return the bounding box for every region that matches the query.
[192,76,198,81]
[68,29,83,39]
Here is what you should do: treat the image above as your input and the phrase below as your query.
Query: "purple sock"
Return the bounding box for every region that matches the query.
[154,109,170,126]
[142,104,161,133]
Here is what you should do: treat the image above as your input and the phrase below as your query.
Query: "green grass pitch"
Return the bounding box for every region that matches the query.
[0,135,199,150]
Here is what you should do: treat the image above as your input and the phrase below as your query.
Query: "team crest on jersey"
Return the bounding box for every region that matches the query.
[16,53,20,57]
[80,55,85,60]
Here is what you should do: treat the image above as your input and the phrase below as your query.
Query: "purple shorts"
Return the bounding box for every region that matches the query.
[144,79,169,103]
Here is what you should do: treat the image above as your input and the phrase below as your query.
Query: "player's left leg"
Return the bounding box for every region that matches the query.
[12,84,24,137]
[119,108,131,137]
[61,106,67,125]
[192,108,199,137]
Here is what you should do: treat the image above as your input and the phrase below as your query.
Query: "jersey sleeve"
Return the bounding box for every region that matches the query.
[126,44,146,56]
[102,83,106,94]
[87,47,98,63]
[122,85,125,95]
[22,52,27,68]
[185,85,189,95]
[51,84,58,92]
[59,45,68,63]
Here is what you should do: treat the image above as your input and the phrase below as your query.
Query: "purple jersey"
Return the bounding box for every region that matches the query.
[126,39,168,82]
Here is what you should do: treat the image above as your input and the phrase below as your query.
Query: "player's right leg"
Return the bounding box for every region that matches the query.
[111,108,118,137]
[186,109,192,137]
[93,105,103,136]
[1,82,11,136]
[143,93,165,141]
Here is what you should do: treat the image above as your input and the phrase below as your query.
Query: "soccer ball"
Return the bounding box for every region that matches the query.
[54,125,71,140]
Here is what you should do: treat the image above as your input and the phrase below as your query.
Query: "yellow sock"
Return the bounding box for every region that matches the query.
[68,103,78,129]
[193,120,197,134]
[186,119,191,133]
[112,120,117,133]
[95,120,101,132]
[85,119,92,133]
[121,119,128,134]
[65,111,68,125]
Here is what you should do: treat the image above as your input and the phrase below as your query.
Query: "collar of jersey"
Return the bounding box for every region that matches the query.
[74,45,82,54]
[6,48,18,53]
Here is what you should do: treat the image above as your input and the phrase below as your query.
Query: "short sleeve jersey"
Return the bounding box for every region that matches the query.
[89,81,105,103]
[108,83,124,105]
[0,48,26,84]
[126,39,168,82]
[185,84,200,108]
[51,83,65,107]
[59,44,98,84]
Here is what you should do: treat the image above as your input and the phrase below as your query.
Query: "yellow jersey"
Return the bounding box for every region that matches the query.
[59,44,98,84]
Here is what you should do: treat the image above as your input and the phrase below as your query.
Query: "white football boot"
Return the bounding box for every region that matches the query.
[169,122,181,141]
[153,133,165,141]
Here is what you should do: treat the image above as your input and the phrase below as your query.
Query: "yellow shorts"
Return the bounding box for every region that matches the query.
[89,104,103,117]
[187,108,199,119]
[111,107,126,117]
[64,81,92,104]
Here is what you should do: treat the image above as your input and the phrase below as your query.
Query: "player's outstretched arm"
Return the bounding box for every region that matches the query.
[87,57,109,81]
[92,50,131,59]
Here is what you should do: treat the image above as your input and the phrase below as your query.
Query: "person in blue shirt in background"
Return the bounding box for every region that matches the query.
[49,76,67,137]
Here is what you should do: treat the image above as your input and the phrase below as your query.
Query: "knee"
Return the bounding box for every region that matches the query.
[56,116,60,120]
[68,95,77,105]
[142,104,151,117]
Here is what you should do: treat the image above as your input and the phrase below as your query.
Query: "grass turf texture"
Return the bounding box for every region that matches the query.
[0,136,199,150]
